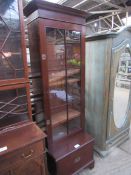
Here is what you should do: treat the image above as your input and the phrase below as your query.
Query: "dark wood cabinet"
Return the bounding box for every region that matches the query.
[24,0,94,174]
[0,122,46,175]
[0,1,47,175]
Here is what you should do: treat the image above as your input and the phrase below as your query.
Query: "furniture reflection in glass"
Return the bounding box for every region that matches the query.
[24,1,94,174]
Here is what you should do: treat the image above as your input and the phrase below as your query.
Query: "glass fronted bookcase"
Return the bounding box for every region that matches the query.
[24,1,94,174]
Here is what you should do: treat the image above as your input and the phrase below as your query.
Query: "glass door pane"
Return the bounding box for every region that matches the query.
[0,87,29,129]
[66,30,81,134]
[46,28,67,140]
[0,0,25,80]
[66,30,81,68]
[46,28,65,71]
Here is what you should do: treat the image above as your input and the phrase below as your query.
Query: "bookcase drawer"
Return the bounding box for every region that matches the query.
[57,140,94,175]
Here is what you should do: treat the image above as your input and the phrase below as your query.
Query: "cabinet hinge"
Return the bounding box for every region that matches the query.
[74,157,81,164]
[42,54,46,60]
[46,120,51,125]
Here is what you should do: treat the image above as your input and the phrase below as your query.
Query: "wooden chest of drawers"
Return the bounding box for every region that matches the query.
[48,131,94,175]
[0,122,47,175]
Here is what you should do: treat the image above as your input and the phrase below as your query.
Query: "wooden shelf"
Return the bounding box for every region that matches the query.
[51,108,80,127]
[49,69,80,83]
[49,78,80,87]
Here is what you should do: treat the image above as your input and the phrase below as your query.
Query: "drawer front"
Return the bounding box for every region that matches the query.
[12,156,46,175]
[0,141,44,171]
[57,141,94,175]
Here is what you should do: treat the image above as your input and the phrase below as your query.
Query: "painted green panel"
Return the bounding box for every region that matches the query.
[85,39,112,149]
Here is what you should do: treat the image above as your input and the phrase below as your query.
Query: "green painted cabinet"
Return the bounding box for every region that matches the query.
[85,27,131,156]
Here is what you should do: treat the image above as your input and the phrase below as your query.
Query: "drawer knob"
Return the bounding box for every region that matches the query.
[74,156,81,164]
[22,149,34,159]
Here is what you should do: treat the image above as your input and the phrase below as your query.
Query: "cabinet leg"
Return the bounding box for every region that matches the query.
[89,162,94,169]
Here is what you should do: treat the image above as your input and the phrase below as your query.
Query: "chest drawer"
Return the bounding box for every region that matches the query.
[0,141,45,171]
[57,141,94,175]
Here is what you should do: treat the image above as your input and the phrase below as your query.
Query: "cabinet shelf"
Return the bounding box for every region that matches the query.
[49,69,80,84]
[52,108,80,127]
[50,78,80,87]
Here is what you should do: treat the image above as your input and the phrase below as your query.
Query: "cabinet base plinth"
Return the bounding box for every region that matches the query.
[94,129,130,157]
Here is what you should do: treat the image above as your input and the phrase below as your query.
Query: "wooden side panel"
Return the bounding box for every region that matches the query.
[28,20,41,75]
[85,38,112,150]
[28,20,45,128]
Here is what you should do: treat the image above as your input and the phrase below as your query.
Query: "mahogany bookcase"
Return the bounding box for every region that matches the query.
[0,1,46,175]
[24,1,94,174]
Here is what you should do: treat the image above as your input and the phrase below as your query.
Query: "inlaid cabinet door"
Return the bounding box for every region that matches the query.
[12,158,46,175]
[0,0,27,83]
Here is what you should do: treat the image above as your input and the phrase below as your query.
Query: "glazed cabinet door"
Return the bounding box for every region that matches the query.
[0,0,27,85]
[46,28,68,141]
[40,20,84,142]
[65,30,82,135]
[0,84,30,129]
[12,158,46,175]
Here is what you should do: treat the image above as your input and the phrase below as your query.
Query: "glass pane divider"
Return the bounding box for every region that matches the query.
[64,29,69,136]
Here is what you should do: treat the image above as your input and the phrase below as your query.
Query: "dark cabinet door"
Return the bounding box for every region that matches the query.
[12,158,46,175]
[65,30,82,135]
[44,24,83,142]
[0,0,31,131]
[46,28,68,141]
